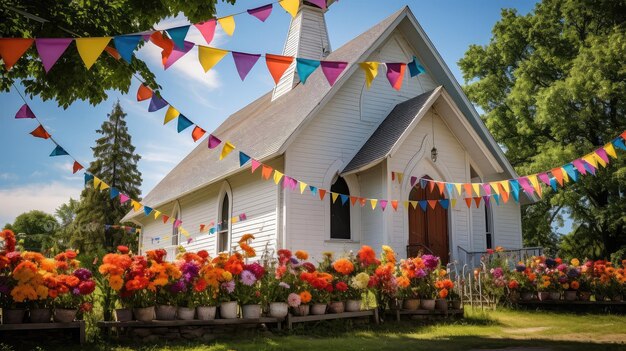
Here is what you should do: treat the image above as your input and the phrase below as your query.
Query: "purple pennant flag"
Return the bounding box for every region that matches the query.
[320,61,348,86]
[483,196,491,207]
[239,213,247,221]
[35,38,73,73]
[307,0,327,9]
[582,159,597,175]
[164,41,194,69]
[595,148,609,164]
[538,172,551,186]
[232,52,261,81]
[572,159,587,175]
[410,176,417,188]
[15,104,36,119]
[208,134,222,149]
[247,4,273,22]
[148,94,168,112]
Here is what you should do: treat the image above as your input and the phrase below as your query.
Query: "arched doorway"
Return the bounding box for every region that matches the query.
[408,176,449,264]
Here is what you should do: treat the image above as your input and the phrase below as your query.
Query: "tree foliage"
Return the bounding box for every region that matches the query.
[10,210,59,253]
[459,0,626,258]
[71,102,142,253]
[0,0,235,108]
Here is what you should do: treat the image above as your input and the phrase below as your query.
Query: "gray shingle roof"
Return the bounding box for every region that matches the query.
[342,88,439,174]
[123,7,410,221]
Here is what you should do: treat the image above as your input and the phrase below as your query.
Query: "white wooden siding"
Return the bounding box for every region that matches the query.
[492,200,522,249]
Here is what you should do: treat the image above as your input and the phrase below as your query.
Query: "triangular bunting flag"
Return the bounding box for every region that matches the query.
[359,62,379,89]
[391,200,398,211]
[262,165,273,180]
[472,183,481,197]
[595,149,609,167]
[604,143,617,159]
[474,197,481,208]
[410,176,417,188]
[164,106,180,124]
[482,183,492,196]
[75,37,111,69]
[273,170,284,184]
[15,104,35,119]
[550,177,558,192]
[247,4,273,22]
[445,183,455,197]
[464,183,472,197]
[164,40,193,69]
[93,177,102,189]
[72,161,83,174]
[331,192,339,203]
[220,141,235,160]
[137,84,153,101]
[162,215,169,224]
[410,201,418,209]
[99,181,110,191]
[583,154,598,169]
[252,159,262,173]
[397,173,404,184]
[320,61,348,86]
[143,206,153,216]
[239,152,251,166]
[454,183,463,196]
[279,0,300,17]
[148,94,168,112]
[509,179,520,196]
[407,56,426,77]
[0,38,34,70]
[493,194,500,205]
[319,189,327,201]
[296,58,320,84]
[30,125,51,139]
[465,198,472,208]
[613,137,626,151]
[307,0,327,8]
[104,45,121,60]
[370,199,378,210]
[166,26,190,50]
[299,181,308,194]
[149,31,174,65]
[427,200,437,210]
[402,201,409,209]
[198,46,228,72]
[551,168,564,186]
[118,193,129,204]
[49,145,69,157]
[109,187,119,199]
[232,52,261,81]
[562,164,578,182]
[420,178,427,189]
[195,20,217,45]
[451,199,457,208]
[385,63,406,90]
[350,196,358,206]
[538,172,551,186]
[265,54,294,84]
[177,115,193,132]
[380,200,388,211]
[428,180,435,192]
[490,182,500,196]
[218,16,236,36]
[113,35,141,63]
[436,182,445,195]
[418,200,428,211]
[35,38,73,73]
[208,134,222,149]
[500,189,510,203]
[439,199,450,209]
[153,210,161,220]
[192,126,206,142]
[572,159,587,175]
[309,185,318,195]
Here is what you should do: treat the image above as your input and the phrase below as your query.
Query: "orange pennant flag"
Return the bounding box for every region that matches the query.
[501,190,510,203]
[191,126,206,142]
[0,38,34,70]
[436,182,445,195]
[265,54,294,84]
[137,84,153,101]
[464,198,472,208]
[261,165,273,180]
[359,197,367,207]
[474,197,481,208]
[319,189,327,201]
[350,196,358,206]
[104,46,121,60]
[427,200,438,209]
[464,183,473,197]
[30,125,51,139]
[72,161,83,174]
[551,168,564,186]
[428,180,435,192]
[391,200,398,211]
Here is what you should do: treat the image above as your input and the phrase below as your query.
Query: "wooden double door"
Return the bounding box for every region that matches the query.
[408,176,449,264]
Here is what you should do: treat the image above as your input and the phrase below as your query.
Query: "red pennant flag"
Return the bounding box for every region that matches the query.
[162,215,169,224]
[427,200,437,209]
[104,46,121,60]
[359,197,367,207]
[137,84,153,101]
[464,198,472,208]
[191,126,206,142]
[0,38,34,70]
[474,197,481,208]
[428,180,435,192]
[350,196,358,206]
[72,161,83,174]
[319,189,327,200]
[436,182,445,195]
[265,54,294,84]
[195,20,217,45]
[30,125,51,139]
[149,31,174,66]
[391,172,395,181]
[551,167,564,186]
[200,224,206,232]
[391,200,398,211]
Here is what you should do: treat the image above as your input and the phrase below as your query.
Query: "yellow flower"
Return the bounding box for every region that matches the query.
[350,272,370,290]
[36,285,48,300]
[571,258,580,267]
[221,271,233,282]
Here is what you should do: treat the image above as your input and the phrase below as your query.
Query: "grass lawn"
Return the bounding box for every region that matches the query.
[4,307,626,351]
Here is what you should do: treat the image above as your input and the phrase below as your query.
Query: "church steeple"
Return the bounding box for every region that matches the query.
[272,1,335,101]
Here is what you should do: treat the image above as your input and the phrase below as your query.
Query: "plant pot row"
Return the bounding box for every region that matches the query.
[516,291,623,302]
[395,298,461,311]
[1,308,78,324]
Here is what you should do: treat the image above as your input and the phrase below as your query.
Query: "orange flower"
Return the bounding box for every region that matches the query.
[397,276,410,288]
[299,291,312,304]
[571,281,580,290]
[108,275,124,291]
[357,245,378,266]
[65,250,77,259]
[439,288,449,299]
[295,250,309,260]
[332,258,355,275]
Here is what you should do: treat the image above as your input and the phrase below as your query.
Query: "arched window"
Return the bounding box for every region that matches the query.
[330,176,350,239]
[218,192,230,252]
[171,208,180,247]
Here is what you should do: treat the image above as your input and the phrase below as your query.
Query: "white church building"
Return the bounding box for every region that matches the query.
[123,3,525,264]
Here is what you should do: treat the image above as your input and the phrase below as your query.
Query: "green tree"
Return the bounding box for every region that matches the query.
[11,210,59,253]
[72,101,142,253]
[52,197,80,252]
[1,0,235,107]
[459,0,626,259]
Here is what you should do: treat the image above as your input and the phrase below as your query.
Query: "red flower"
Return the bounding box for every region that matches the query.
[486,249,494,255]
[78,280,96,295]
[197,250,209,259]
[335,281,348,292]
[117,245,129,254]
[80,302,93,313]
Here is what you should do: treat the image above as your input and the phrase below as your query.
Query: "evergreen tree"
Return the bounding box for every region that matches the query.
[459,0,626,258]
[72,102,142,253]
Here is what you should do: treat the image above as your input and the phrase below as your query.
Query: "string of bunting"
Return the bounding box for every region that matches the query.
[146,212,248,245]
[0,0,319,72]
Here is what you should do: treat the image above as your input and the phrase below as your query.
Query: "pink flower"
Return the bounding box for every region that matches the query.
[288,293,301,308]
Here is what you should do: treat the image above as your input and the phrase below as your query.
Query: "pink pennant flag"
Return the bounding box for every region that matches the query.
[307,0,327,9]
[385,63,406,90]
[15,104,35,119]
[518,177,534,194]
[119,193,130,204]
[482,183,492,196]
[320,61,348,86]
[572,159,587,175]
[251,159,261,173]
[208,134,222,149]
[247,4,273,22]
[282,176,292,189]
[35,38,73,73]
[174,219,182,228]
[379,200,388,211]
[595,148,609,164]
[164,41,193,69]
[538,172,551,186]
[195,20,217,45]
[232,52,261,81]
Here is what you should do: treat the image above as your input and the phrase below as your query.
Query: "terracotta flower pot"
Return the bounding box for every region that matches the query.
[328,301,345,314]
[269,302,289,318]
[420,299,436,310]
[521,292,535,301]
[291,304,310,316]
[133,306,155,322]
[241,304,262,319]
[155,305,177,320]
[219,301,239,319]
[345,299,362,312]
[549,292,561,301]
[435,299,448,312]
[2,308,26,324]
[114,308,133,322]
[29,308,51,323]
[564,291,578,301]
[538,292,550,301]
[310,303,327,315]
[177,307,196,320]
[196,306,217,320]
[578,291,591,301]
[403,299,420,311]
[53,308,77,323]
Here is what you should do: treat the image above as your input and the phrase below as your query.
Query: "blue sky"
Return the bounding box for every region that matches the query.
[0,0,539,226]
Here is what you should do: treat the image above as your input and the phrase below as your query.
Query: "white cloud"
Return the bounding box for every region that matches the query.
[0,173,18,181]
[0,182,82,225]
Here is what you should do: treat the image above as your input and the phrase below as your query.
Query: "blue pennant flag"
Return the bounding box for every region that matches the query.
[612,137,626,151]
[166,26,190,50]
[407,56,426,77]
[113,35,142,63]
[104,225,111,231]
[110,187,120,199]
[340,194,349,205]
[445,183,454,197]
[418,200,428,211]
[296,58,320,84]
[493,194,500,205]
[509,179,520,196]
[50,145,69,157]
[177,115,193,132]
[84,173,94,184]
[148,94,168,112]
[420,178,427,189]
[439,199,450,209]
[143,206,153,216]
[309,185,318,195]
[562,164,578,182]
[239,152,251,166]
[549,177,558,192]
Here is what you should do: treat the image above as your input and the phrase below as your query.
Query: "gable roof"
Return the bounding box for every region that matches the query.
[342,88,440,174]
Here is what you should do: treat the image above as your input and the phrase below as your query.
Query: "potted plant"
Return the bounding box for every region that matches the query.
[434,275,453,312]
[98,247,134,321]
[122,254,157,321]
[174,254,207,320]
[291,291,312,316]
[236,264,264,319]
[1,230,26,324]
[301,271,332,315]
[53,251,96,323]
[347,272,369,312]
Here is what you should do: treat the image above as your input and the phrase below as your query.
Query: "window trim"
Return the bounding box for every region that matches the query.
[216,181,233,253]
[171,202,181,247]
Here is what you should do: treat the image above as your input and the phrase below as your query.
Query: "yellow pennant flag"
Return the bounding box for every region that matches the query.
[131,200,142,212]
[528,174,540,193]
[490,182,500,196]
[231,216,238,224]
[604,143,617,159]
[164,106,179,124]
[451,199,457,208]
[75,37,111,69]
[397,173,404,184]
[561,167,570,183]
[454,183,463,196]
[153,210,161,220]
[331,192,339,203]
[370,199,378,210]
[279,0,300,17]
[583,154,598,168]
[273,170,284,184]
[198,46,229,72]
[500,180,510,194]
[93,177,102,189]
[218,16,235,36]
[402,201,409,209]
[100,181,110,191]
[219,141,235,160]
[169,217,176,223]
[299,181,308,194]
[594,152,607,168]
[359,62,379,89]
[472,183,481,196]
[410,201,418,209]
[180,228,190,237]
